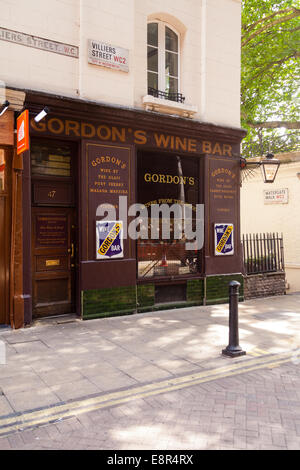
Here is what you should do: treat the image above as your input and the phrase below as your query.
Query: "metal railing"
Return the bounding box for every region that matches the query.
[242,232,285,275]
[148,87,185,103]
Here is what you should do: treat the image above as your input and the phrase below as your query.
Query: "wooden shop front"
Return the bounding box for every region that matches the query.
[0,110,14,326]
[15,90,246,326]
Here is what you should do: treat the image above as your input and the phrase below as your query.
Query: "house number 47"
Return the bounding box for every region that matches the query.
[48,190,56,198]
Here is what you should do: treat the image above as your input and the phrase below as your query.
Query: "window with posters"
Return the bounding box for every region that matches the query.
[137,151,202,279]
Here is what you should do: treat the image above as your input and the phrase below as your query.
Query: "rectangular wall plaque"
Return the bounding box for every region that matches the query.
[0,27,79,58]
[264,188,288,204]
[88,39,129,72]
[35,215,68,248]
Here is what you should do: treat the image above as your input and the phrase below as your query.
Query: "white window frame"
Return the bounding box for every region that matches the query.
[147,21,181,95]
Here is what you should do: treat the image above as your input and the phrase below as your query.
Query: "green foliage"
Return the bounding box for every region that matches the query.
[241,0,300,156]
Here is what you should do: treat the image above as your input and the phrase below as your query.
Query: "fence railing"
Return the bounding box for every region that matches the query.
[148,87,186,103]
[241,233,285,275]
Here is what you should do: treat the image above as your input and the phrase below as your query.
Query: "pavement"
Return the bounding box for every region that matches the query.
[0,293,300,450]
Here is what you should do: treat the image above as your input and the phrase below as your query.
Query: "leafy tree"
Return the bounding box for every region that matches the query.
[241,0,300,157]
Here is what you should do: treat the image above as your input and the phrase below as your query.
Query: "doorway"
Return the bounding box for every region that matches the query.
[30,139,77,318]
[32,207,76,317]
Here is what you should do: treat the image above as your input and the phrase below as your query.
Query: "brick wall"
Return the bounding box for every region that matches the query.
[244,272,286,300]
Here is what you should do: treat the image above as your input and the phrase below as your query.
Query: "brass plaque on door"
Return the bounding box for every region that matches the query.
[46,259,60,267]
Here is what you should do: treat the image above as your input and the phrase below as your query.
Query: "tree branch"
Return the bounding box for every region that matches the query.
[246,121,300,130]
[242,7,294,33]
[244,54,297,83]
[242,9,300,47]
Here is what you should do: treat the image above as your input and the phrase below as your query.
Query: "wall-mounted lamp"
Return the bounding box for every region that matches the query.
[240,153,280,183]
[34,106,50,123]
[0,100,10,117]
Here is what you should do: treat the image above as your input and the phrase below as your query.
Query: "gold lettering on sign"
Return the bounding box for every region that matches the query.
[211,168,236,179]
[82,122,96,138]
[30,117,46,132]
[65,120,80,136]
[48,190,56,198]
[144,173,195,186]
[91,155,127,168]
[30,117,234,157]
[134,130,147,145]
[48,118,64,134]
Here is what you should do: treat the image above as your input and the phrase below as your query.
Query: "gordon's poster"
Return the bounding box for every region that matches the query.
[214,223,234,256]
[96,220,124,259]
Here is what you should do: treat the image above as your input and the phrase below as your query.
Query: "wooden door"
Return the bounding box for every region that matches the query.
[32,207,76,318]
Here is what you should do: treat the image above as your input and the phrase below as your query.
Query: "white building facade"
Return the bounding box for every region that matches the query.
[241,152,300,294]
[0,0,242,126]
[0,0,246,327]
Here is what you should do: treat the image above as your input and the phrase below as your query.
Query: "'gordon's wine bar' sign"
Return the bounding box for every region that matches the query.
[30,117,236,157]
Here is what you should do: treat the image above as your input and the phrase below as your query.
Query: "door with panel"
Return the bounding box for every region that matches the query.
[31,139,77,318]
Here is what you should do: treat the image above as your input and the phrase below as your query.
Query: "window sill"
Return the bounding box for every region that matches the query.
[142,95,198,118]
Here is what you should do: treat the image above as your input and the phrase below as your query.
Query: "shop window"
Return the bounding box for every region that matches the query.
[137,152,202,279]
[31,141,72,178]
[0,149,5,191]
[147,22,181,102]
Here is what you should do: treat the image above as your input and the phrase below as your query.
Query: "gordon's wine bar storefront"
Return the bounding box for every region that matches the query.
[10,91,246,327]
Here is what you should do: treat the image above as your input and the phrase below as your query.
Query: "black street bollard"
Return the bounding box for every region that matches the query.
[222,280,246,357]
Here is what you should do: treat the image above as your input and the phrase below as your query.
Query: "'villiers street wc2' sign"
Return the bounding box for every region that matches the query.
[88,39,129,72]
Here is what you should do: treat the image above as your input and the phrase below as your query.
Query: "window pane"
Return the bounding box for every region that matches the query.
[165,51,178,78]
[137,153,200,279]
[147,23,158,47]
[165,26,178,52]
[31,142,71,177]
[148,71,158,90]
[0,149,5,191]
[165,76,178,94]
[147,46,158,72]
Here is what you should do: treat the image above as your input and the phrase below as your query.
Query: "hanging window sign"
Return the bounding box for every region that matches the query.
[88,39,129,72]
[17,109,29,155]
[214,223,234,256]
[96,220,124,260]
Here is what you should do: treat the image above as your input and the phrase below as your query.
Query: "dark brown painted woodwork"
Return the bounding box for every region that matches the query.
[11,149,25,329]
[18,89,247,322]
[80,140,136,291]
[31,207,76,317]
[30,138,77,318]
[24,90,246,149]
[0,148,11,325]
[204,156,243,275]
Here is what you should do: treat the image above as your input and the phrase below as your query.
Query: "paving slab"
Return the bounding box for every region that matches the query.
[0,293,299,449]
[5,388,61,413]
